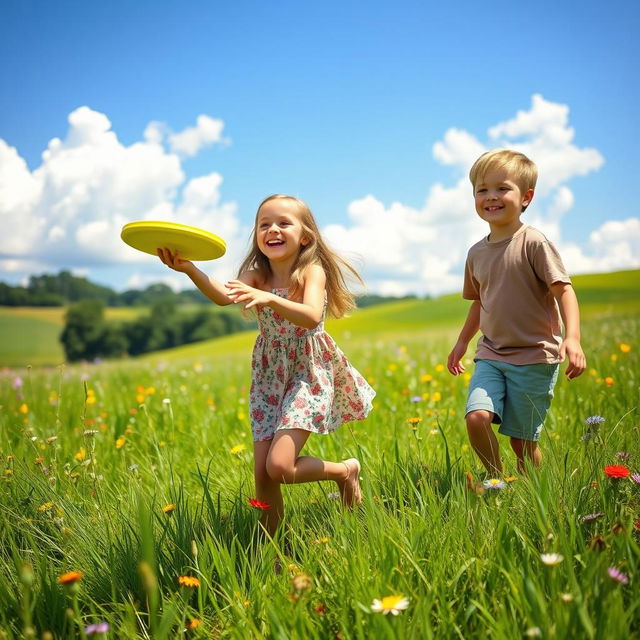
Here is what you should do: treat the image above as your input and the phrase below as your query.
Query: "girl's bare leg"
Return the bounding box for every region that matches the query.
[266,429,362,506]
[253,439,284,536]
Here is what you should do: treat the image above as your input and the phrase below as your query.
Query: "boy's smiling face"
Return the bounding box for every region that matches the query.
[474,167,534,240]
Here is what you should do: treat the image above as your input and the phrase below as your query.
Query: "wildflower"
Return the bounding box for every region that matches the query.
[19,403,29,414]
[313,603,326,615]
[291,572,313,592]
[604,465,630,478]
[540,553,564,566]
[162,504,176,514]
[619,343,631,353]
[581,512,604,523]
[313,537,329,544]
[615,452,631,460]
[560,592,574,602]
[85,622,109,635]
[585,416,605,426]
[483,478,507,490]
[115,436,126,449]
[230,444,246,455]
[410,395,421,403]
[504,476,518,483]
[607,567,629,584]
[58,570,84,585]
[178,575,200,588]
[465,472,485,495]
[326,492,340,500]
[407,417,422,425]
[371,594,410,615]
[524,628,542,638]
[248,498,270,510]
[46,436,58,444]
[83,430,99,437]
[37,501,55,512]
[604,377,614,387]
[128,464,139,471]
[631,473,640,484]
[187,619,200,630]
[634,520,640,531]
[162,398,171,405]
[12,377,23,389]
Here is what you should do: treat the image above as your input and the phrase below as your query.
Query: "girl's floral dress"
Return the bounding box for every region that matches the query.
[249,288,375,441]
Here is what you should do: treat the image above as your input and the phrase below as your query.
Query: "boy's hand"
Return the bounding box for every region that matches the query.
[560,337,586,379]
[157,248,195,274]
[447,341,468,376]
[226,280,273,310]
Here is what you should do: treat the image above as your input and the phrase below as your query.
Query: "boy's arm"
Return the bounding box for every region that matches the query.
[447,299,481,376]
[550,282,586,379]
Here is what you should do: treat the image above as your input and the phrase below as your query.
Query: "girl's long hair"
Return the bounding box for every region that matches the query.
[237,194,362,318]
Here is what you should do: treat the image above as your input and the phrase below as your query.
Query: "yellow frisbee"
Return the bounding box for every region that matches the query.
[120,221,226,261]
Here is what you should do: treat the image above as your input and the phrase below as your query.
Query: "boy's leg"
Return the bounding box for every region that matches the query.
[254,439,284,536]
[466,410,503,476]
[509,437,542,473]
[266,428,361,505]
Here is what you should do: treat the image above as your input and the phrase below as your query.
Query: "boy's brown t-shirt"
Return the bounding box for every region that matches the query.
[463,225,571,365]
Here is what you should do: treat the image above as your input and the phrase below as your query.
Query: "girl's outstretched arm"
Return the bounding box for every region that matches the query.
[226,264,326,329]
[157,247,254,307]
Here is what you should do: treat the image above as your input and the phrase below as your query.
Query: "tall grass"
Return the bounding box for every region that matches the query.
[0,306,639,638]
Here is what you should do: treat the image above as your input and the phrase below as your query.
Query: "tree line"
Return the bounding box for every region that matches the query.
[60,299,255,362]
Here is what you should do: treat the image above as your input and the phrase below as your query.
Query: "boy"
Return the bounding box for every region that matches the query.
[447,149,586,476]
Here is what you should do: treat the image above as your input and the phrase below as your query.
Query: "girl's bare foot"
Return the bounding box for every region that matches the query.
[338,458,362,507]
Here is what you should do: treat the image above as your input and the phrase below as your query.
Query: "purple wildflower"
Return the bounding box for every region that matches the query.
[410,396,422,403]
[581,512,604,523]
[607,567,629,584]
[616,452,631,460]
[630,473,640,484]
[12,377,23,389]
[585,416,605,426]
[85,622,110,635]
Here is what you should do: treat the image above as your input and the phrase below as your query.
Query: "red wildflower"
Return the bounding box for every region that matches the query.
[604,465,630,478]
[248,498,270,510]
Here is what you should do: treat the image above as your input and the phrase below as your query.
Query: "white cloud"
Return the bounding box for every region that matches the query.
[330,94,634,296]
[168,114,227,157]
[0,107,245,287]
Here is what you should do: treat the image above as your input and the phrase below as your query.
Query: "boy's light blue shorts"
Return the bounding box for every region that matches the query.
[465,359,559,442]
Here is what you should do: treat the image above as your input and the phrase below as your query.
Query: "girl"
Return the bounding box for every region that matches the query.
[158,194,375,534]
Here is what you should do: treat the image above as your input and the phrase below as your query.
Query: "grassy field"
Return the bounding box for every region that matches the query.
[0,270,639,638]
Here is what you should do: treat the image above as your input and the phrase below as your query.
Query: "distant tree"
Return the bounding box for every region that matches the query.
[60,300,109,361]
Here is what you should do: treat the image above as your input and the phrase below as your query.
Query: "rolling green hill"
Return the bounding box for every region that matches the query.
[1,270,637,368]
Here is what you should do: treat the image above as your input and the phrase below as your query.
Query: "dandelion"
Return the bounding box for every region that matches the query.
[187,619,200,630]
[291,572,313,592]
[483,478,507,490]
[37,501,55,512]
[619,343,631,353]
[85,622,109,636]
[604,377,614,387]
[371,594,410,615]
[504,476,518,483]
[540,553,564,565]
[581,512,604,523]
[615,452,631,460]
[74,448,86,461]
[604,465,630,478]
[162,503,176,514]
[248,498,270,510]
[407,417,422,425]
[115,436,126,449]
[19,403,29,414]
[58,570,84,585]
[230,444,246,455]
[607,567,629,584]
[178,575,200,588]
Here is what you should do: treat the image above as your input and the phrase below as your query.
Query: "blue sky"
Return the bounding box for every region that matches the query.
[1,0,638,295]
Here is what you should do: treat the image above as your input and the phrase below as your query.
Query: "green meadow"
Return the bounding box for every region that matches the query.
[0,270,639,638]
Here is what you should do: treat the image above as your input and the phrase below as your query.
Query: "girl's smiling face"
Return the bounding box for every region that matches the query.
[256,198,309,263]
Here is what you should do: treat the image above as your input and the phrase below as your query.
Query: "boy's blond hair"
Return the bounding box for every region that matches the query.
[469,149,538,211]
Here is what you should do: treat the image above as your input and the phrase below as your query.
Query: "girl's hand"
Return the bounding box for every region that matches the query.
[226,280,274,310]
[157,248,195,274]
